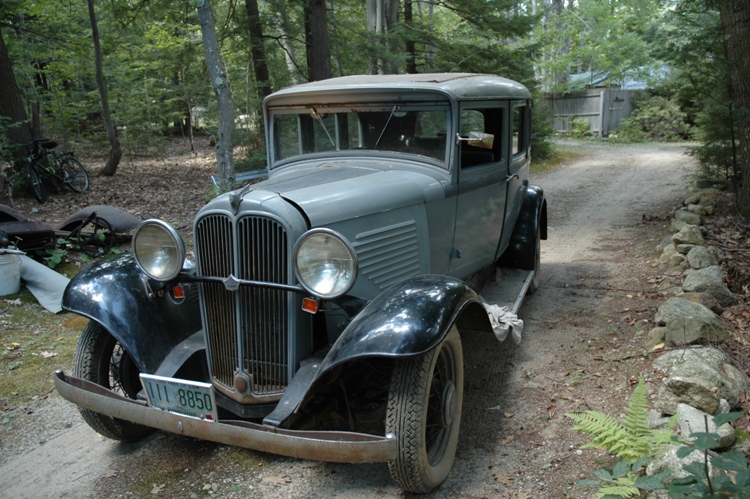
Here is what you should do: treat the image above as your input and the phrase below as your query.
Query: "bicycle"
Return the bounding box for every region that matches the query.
[24,139,89,203]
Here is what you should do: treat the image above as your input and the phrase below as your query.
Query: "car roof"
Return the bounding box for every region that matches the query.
[264,73,531,107]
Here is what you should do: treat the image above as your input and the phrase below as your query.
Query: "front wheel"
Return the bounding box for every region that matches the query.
[386,325,464,493]
[72,321,152,441]
[27,164,46,203]
[61,158,89,192]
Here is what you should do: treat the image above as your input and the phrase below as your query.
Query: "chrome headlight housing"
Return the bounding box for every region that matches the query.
[132,219,185,281]
[293,229,358,299]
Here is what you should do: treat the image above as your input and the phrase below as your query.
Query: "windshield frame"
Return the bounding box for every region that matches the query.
[267,102,453,170]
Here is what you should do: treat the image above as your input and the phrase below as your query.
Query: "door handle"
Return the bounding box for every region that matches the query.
[505,173,519,182]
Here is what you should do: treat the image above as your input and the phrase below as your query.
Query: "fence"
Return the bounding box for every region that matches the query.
[543,88,637,137]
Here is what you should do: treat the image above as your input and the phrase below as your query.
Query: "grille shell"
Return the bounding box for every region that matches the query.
[195,213,293,403]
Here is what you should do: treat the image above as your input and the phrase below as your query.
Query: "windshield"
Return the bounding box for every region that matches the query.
[270,105,450,167]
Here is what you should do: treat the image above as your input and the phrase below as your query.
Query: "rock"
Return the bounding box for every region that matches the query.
[686,203,713,216]
[669,253,686,267]
[670,219,689,233]
[686,246,718,269]
[665,316,728,346]
[657,235,674,252]
[646,327,668,349]
[647,445,716,480]
[692,182,728,192]
[648,409,672,429]
[682,266,736,307]
[673,210,702,226]
[654,347,745,408]
[654,297,717,326]
[677,403,736,449]
[672,225,704,246]
[663,377,720,414]
[675,292,723,314]
[675,244,695,255]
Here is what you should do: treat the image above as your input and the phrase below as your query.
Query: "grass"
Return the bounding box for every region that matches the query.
[0,268,86,419]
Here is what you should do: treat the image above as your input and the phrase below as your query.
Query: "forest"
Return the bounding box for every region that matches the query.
[0,0,748,212]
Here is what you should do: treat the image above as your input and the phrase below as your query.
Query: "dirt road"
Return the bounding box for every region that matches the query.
[0,143,696,498]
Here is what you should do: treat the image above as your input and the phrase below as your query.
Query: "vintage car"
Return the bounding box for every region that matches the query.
[55,73,547,493]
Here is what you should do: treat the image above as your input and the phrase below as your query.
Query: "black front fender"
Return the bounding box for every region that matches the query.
[321,275,480,370]
[62,253,202,374]
[263,274,490,426]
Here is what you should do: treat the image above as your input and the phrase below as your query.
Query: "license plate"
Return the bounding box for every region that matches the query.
[140,374,218,422]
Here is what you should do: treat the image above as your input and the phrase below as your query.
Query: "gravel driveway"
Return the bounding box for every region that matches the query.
[0,142,696,498]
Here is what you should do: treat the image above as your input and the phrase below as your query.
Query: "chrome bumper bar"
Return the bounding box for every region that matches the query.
[54,370,397,463]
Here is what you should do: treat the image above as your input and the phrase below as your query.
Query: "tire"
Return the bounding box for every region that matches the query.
[70,216,114,257]
[27,164,46,203]
[386,325,464,493]
[72,321,152,441]
[527,225,541,294]
[61,158,89,192]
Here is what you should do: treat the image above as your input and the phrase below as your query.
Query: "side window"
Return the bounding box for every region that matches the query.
[512,104,528,158]
[459,107,503,168]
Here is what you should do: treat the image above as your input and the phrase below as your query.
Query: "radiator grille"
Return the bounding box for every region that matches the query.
[195,214,289,396]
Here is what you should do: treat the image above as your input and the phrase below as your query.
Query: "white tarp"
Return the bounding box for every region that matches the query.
[480,297,523,344]
[1,247,69,313]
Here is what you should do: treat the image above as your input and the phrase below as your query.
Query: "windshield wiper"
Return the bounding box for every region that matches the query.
[311,108,335,147]
[375,105,398,146]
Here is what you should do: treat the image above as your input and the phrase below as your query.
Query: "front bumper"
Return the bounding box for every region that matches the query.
[54,370,397,463]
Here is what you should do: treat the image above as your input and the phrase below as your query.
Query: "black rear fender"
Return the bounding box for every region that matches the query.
[499,184,547,269]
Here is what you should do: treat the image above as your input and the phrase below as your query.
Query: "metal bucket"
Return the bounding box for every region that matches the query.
[0,253,22,296]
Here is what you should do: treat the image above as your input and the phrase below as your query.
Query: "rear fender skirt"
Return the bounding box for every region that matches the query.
[62,253,202,374]
[499,184,547,269]
[263,274,493,426]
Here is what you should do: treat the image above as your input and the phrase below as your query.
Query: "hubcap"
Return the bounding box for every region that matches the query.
[439,381,456,427]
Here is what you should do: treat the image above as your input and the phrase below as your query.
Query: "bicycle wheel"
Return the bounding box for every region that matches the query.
[27,163,47,203]
[61,158,89,193]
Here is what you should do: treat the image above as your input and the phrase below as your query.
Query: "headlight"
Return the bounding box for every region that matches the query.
[293,229,358,299]
[132,220,185,281]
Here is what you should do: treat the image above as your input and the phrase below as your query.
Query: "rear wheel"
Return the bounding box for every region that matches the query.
[72,321,152,441]
[27,164,46,203]
[386,326,464,493]
[528,225,541,294]
[61,158,89,192]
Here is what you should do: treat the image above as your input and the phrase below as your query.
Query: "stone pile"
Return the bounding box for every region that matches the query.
[645,184,747,480]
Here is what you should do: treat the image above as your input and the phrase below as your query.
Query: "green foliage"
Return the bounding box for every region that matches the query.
[667,412,749,498]
[571,118,591,139]
[530,99,555,161]
[577,457,671,498]
[567,376,675,461]
[616,95,690,142]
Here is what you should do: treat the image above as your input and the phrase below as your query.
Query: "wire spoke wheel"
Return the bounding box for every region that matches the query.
[61,158,89,193]
[72,321,152,441]
[386,325,464,493]
[27,164,47,203]
[70,216,114,257]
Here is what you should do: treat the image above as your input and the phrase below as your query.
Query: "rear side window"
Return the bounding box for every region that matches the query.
[512,104,529,158]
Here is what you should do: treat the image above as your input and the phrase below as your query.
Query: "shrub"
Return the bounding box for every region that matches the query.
[616,95,690,142]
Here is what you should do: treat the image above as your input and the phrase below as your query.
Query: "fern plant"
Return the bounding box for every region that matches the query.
[567,376,675,460]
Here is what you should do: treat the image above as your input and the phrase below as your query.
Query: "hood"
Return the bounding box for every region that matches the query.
[244,160,447,226]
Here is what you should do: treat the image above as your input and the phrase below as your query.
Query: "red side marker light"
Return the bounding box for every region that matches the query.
[302,297,319,314]
[172,285,185,299]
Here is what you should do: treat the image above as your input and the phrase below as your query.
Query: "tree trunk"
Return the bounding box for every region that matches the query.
[244,0,272,99]
[304,0,332,81]
[0,29,33,161]
[196,0,235,189]
[404,0,417,73]
[719,0,750,216]
[87,0,122,177]
[275,11,301,84]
